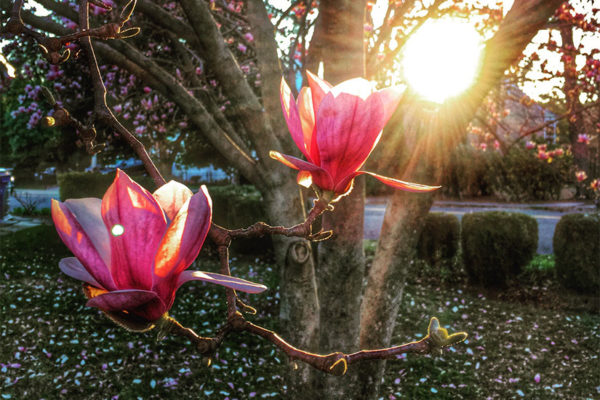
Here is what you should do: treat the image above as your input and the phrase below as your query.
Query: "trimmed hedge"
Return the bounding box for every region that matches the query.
[553,213,600,293]
[417,212,460,270]
[462,211,538,287]
[58,171,155,200]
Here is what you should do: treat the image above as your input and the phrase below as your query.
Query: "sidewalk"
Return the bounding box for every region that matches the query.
[0,215,52,236]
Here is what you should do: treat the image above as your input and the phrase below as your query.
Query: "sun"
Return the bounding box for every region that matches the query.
[401,18,484,103]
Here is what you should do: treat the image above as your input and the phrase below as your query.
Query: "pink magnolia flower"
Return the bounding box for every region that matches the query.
[575,170,588,182]
[52,171,266,327]
[537,151,549,160]
[271,71,439,196]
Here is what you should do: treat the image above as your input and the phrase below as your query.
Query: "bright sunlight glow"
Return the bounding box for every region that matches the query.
[402,18,484,103]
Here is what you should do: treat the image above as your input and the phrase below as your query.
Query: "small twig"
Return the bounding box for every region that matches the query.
[168,316,465,376]
[78,0,165,187]
[508,100,600,149]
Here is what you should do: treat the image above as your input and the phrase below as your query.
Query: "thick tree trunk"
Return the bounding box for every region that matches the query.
[308,1,368,398]
[315,177,366,398]
[357,191,433,399]
[260,178,321,398]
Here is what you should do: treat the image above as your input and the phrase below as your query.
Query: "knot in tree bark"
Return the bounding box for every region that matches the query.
[289,240,311,264]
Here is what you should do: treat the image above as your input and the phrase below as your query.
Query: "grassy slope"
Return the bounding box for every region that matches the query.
[1,226,599,399]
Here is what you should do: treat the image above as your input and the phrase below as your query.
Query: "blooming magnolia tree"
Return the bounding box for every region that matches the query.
[1,0,568,398]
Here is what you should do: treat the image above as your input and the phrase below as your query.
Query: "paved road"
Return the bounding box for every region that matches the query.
[365,201,594,255]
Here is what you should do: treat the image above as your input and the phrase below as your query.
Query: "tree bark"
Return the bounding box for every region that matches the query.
[560,24,589,171]
[260,178,321,397]
[308,1,368,398]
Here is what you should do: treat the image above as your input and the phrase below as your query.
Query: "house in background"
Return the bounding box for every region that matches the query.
[496,84,558,143]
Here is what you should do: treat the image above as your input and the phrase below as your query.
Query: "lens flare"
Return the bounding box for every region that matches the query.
[402,18,483,103]
[111,224,125,237]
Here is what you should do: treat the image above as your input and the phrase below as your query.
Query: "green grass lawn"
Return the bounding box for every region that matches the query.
[1,226,599,399]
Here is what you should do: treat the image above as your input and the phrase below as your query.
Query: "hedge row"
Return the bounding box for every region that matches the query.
[57,171,155,201]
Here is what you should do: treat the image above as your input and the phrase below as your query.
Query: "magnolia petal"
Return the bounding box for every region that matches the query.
[306,70,332,113]
[86,289,166,322]
[153,180,193,221]
[154,186,212,279]
[297,87,320,164]
[63,198,111,268]
[178,270,267,294]
[52,200,116,291]
[280,78,311,160]
[101,170,167,291]
[329,77,375,99]
[59,257,102,288]
[354,171,440,193]
[316,88,403,185]
[269,151,334,191]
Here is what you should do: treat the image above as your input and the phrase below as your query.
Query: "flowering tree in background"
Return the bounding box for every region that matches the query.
[0,0,569,398]
[464,3,599,200]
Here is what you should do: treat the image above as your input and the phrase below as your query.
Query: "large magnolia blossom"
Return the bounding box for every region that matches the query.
[52,170,266,326]
[271,71,439,196]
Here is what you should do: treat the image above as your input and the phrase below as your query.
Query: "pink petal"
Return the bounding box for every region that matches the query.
[63,198,111,268]
[101,170,167,290]
[86,289,166,321]
[59,257,101,288]
[153,180,193,221]
[52,200,116,290]
[280,78,311,160]
[269,151,334,190]
[153,186,212,306]
[315,87,403,186]
[178,270,267,294]
[306,70,332,113]
[297,87,320,164]
[338,171,440,194]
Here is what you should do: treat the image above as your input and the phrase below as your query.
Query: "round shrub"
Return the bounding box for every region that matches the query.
[461,211,538,287]
[553,213,600,293]
[417,212,460,269]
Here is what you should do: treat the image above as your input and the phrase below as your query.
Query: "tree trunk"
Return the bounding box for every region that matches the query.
[308,1,368,398]
[357,191,433,399]
[560,25,589,171]
[259,176,321,398]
